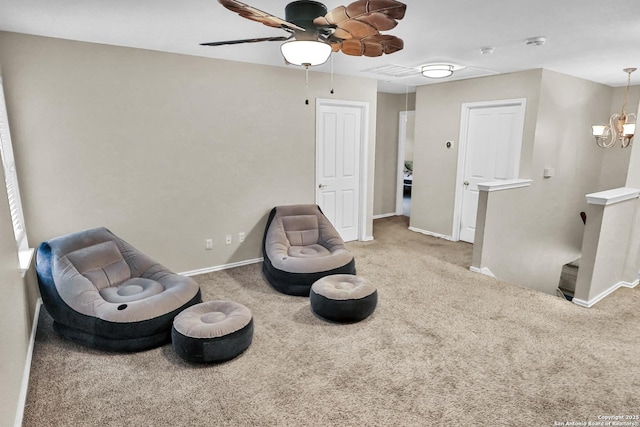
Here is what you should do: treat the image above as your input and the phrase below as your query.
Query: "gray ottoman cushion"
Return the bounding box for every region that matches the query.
[310,275,377,322]
[172,301,253,363]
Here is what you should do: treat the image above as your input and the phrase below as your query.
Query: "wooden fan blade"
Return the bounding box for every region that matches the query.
[339,34,404,56]
[318,0,406,58]
[200,36,291,46]
[374,34,404,54]
[354,11,398,31]
[332,27,353,40]
[362,39,384,57]
[338,19,379,39]
[316,5,349,25]
[346,0,406,21]
[340,38,365,56]
[330,42,342,52]
[312,16,331,27]
[218,0,304,31]
[320,0,406,25]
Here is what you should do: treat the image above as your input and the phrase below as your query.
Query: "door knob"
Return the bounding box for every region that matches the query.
[318,184,327,189]
[463,181,469,187]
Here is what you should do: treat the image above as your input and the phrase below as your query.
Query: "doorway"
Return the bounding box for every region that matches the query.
[316,99,369,242]
[396,110,416,217]
[453,99,527,243]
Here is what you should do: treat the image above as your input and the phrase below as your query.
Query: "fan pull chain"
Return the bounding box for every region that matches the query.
[305,65,310,105]
[330,54,334,94]
[404,84,409,121]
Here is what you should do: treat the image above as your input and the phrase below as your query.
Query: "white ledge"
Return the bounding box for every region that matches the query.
[585,187,640,206]
[19,248,35,277]
[477,179,533,192]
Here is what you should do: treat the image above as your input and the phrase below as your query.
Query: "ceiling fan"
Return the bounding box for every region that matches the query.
[201,0,407,66]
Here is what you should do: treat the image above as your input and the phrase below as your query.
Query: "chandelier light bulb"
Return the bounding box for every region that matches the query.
[592,125,606,137]
[592,68,637,148]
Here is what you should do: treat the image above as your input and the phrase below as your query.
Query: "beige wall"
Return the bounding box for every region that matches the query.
[472,70,619,295]
[414,68,623,295]
[623,95,640,284]
[0,31,378,274]
[411,69,542,236]
[625,95,640,189]
[373,92,415,216]
[404,114,415,163]
[622,199,640,284]
[575,196,638,303]
[0,153,32,425]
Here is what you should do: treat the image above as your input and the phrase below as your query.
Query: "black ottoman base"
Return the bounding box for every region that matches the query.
[310,275,378,323]
[172,301,253,363]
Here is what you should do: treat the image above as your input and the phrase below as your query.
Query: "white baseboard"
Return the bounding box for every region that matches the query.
[373,212,397,220]
[15,298,42,427]
[470,266,496,277]
[572,278,639,308]
[179,258,264,277]
[360,236,374,242]
[408,226,455,241]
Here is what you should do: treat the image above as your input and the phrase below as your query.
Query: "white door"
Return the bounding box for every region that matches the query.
[316,102,363,242]
[458,101,526,243]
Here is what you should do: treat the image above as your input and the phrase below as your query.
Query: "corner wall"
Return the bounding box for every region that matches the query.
[622,96,640,284]
[472,70,615,294]
[374,92,415,216]
[414,68,623,295]
[412,69,542,237]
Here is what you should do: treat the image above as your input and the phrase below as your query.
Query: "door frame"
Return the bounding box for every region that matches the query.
[452,98,527,241]
[316,98,370,241]
[396,110,415,215]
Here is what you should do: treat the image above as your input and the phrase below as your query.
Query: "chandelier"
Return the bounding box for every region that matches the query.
[592,68,637,148]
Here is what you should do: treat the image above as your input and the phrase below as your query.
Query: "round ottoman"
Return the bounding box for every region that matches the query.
[310,275,377,323]
[172,301,253,363]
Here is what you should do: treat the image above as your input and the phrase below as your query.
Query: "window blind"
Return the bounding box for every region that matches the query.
[0,78,28,252]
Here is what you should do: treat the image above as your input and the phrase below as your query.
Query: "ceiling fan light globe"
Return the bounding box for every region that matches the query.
[421,64,454,78]
[281,40,332,66]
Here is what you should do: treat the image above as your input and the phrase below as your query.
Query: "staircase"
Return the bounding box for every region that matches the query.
[558,258,580,301]
[558,211,586,301]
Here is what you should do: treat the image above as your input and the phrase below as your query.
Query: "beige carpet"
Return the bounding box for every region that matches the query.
[22,217,640,426]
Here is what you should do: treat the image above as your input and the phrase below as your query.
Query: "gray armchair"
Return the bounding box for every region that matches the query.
[262,204,356,296]
[36,227,201,352]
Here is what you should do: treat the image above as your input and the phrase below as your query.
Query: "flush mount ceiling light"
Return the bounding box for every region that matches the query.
[592,68,637,148]
[280,40,332,67]
[421,63,465,79]
[421,64,453,78]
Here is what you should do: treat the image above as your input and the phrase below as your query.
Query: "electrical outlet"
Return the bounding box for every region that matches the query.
[205,239,213,250]
[238,232,245,242]
[225,234,232,245]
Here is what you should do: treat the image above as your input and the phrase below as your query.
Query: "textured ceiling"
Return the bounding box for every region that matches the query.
[0,0,639,93]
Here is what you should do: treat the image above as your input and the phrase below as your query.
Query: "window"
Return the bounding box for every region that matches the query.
[0,77,29,253]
